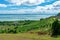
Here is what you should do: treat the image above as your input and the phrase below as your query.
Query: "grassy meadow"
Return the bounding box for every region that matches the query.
[0,33,60,40]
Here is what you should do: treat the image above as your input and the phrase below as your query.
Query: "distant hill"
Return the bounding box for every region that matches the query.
[55,13,60,19]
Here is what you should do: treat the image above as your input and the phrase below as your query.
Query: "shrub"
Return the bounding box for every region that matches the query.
[51,19,60,37]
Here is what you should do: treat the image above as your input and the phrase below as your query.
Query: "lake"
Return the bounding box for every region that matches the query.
[0,14,56,21]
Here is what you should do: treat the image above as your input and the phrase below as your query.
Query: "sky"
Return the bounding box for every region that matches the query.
[0,0,60,14]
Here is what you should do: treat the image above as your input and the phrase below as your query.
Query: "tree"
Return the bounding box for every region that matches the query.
[51,19,60,37]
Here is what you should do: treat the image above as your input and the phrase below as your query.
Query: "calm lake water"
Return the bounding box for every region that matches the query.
[0,14,56,21]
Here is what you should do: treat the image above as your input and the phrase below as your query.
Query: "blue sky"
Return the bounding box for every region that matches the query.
[0,0,60,14]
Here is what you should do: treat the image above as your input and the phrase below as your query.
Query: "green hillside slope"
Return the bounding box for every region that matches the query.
[0,17,56,33]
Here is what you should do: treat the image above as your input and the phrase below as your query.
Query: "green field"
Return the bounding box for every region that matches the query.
[0,16,55,33]
[0,17,59,40]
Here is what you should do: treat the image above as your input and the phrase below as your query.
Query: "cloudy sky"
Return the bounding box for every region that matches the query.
[0,0,60,14]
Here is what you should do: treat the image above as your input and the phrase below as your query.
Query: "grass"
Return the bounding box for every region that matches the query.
[0,33,60,40]
[0,16,59,40]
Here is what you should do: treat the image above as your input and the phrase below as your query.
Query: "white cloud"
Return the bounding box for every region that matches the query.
[6,0,45,6]
[53,1,60,8]
[0,9,33,14]
[0,4,7,7]
[31,0,60,14]
[0,0,60,14]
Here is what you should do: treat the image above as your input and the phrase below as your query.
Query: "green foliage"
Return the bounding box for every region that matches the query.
[0,17,56,33]
[51,19,60,37]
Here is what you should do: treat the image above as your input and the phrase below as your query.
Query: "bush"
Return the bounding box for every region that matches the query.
[51,19,60,37]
